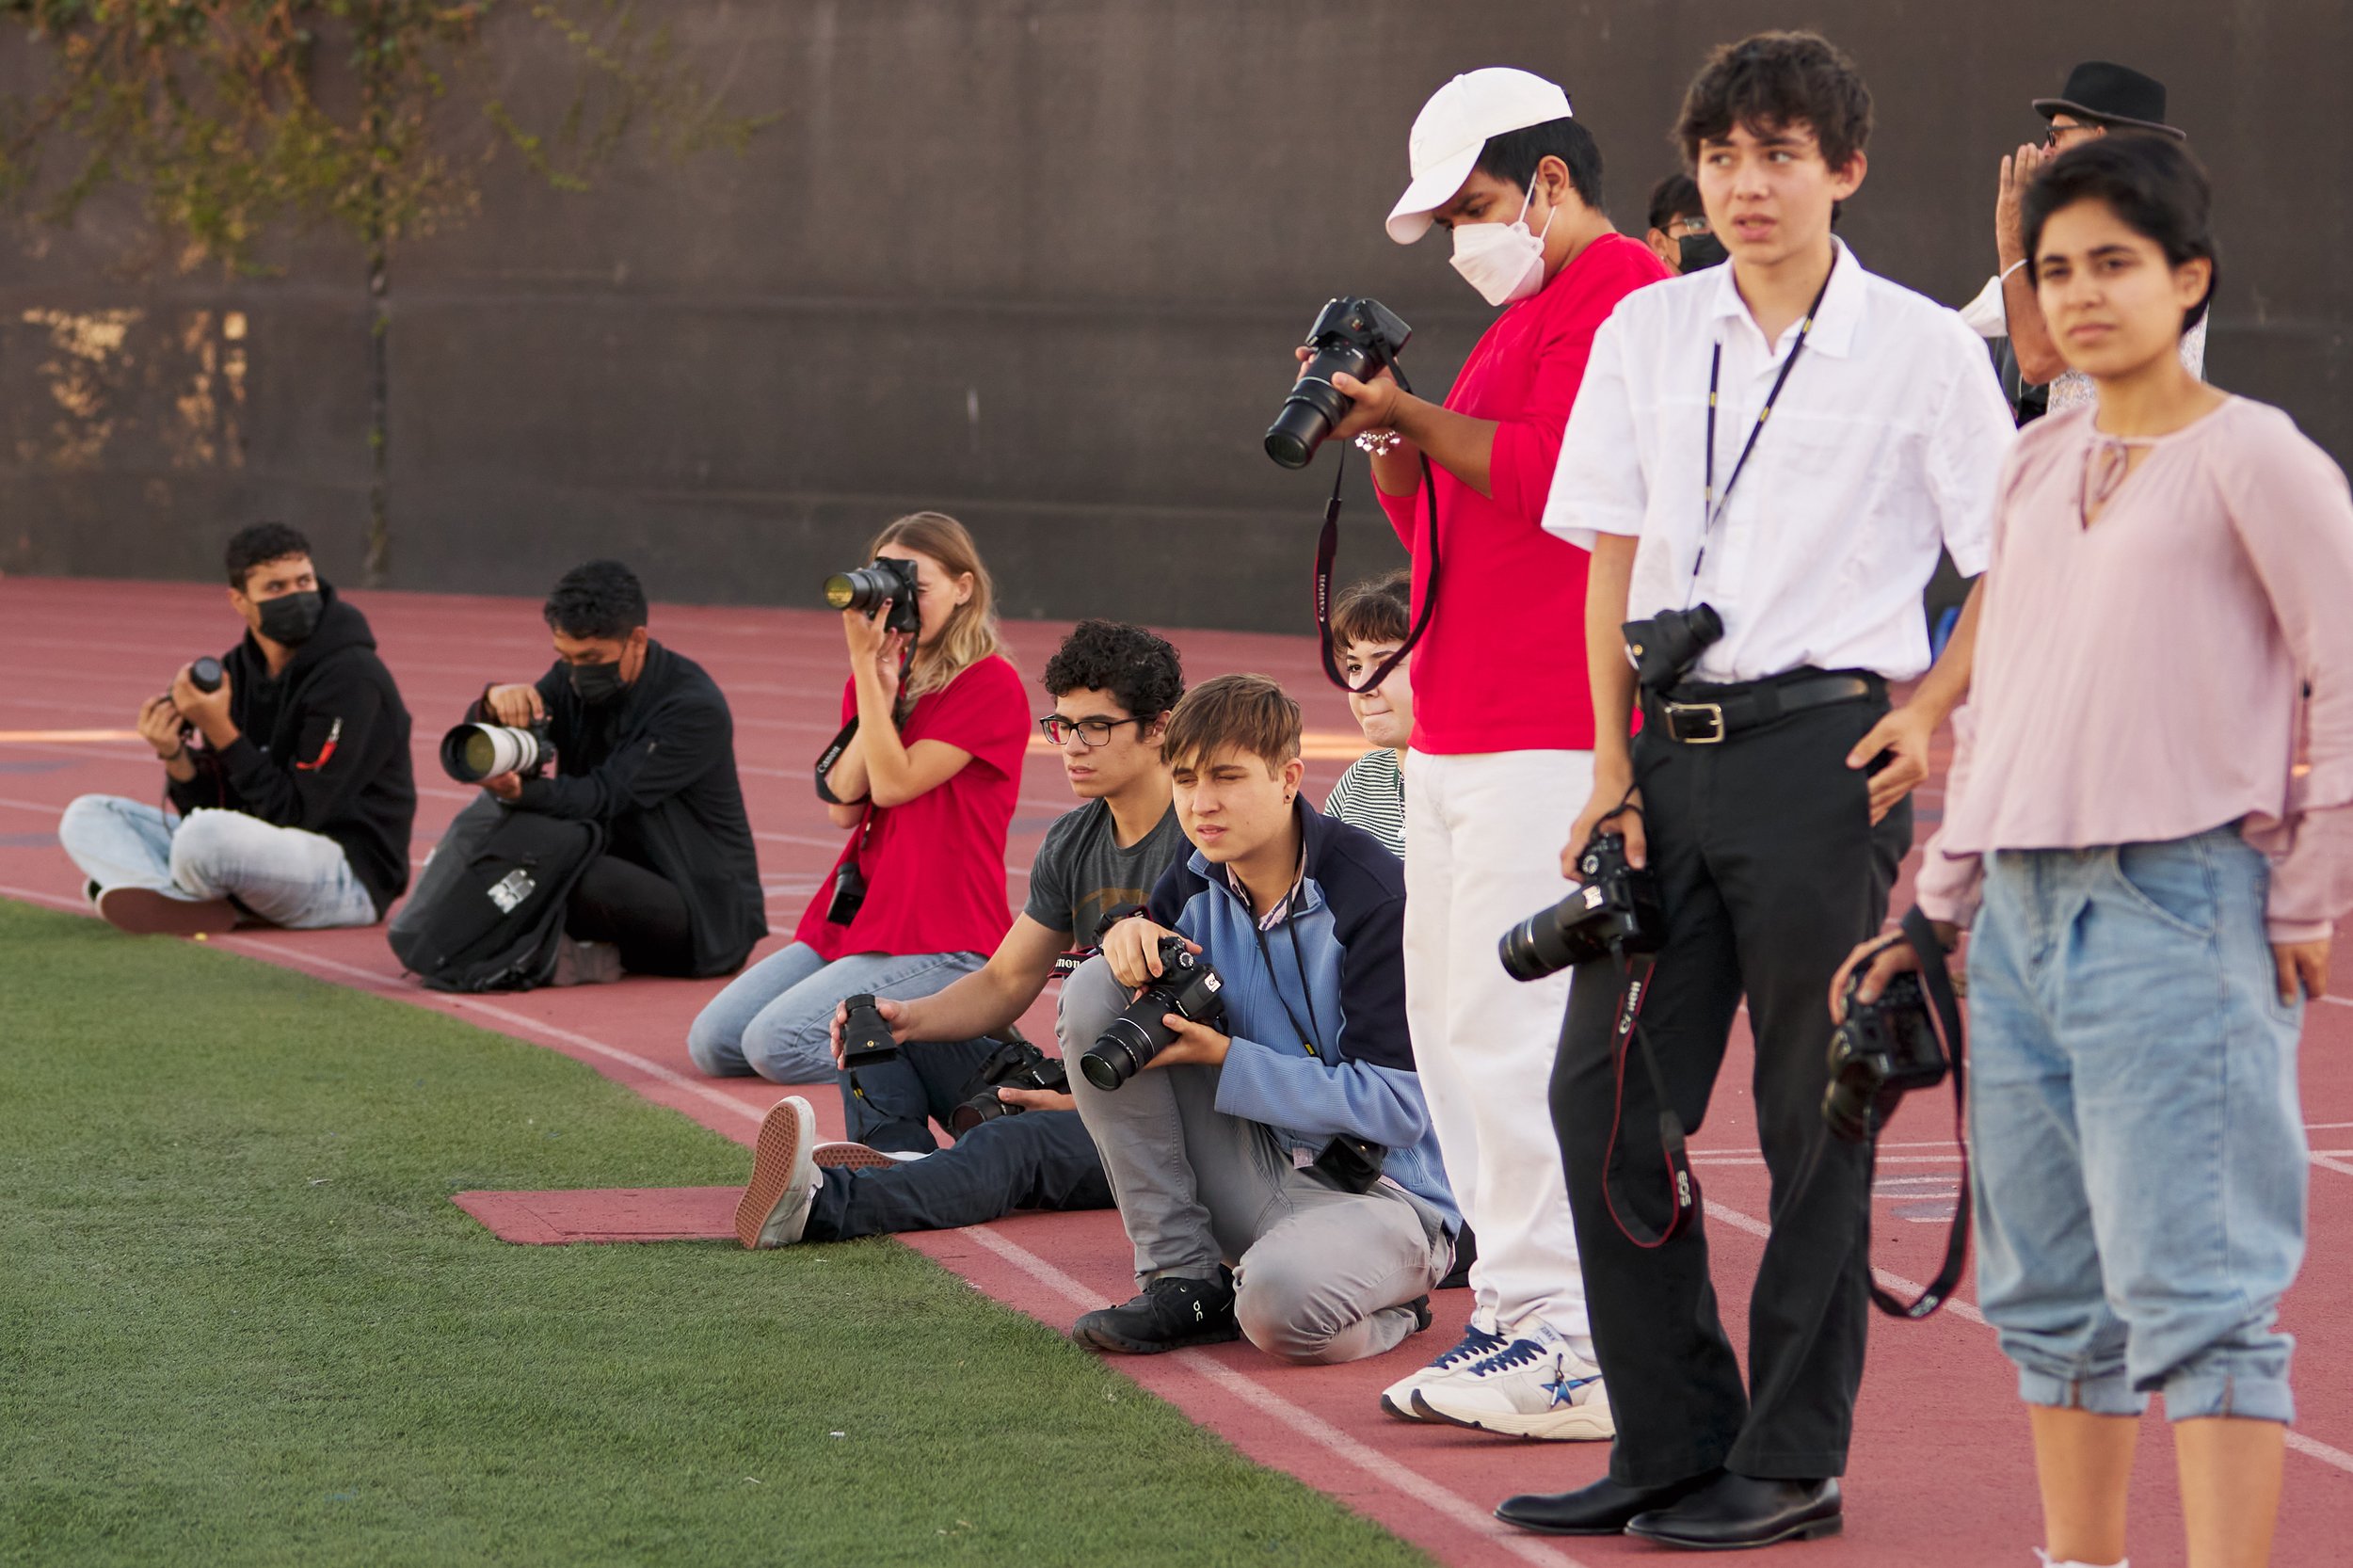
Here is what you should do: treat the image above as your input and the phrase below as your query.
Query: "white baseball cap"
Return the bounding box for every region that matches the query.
[1386,68,1575,244]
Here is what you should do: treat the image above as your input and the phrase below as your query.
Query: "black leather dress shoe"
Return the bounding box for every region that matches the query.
[1625,1472,1842,1549]
[1494,1470,1722,1536]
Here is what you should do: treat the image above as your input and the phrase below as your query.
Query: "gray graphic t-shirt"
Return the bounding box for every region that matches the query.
[1023,797,1189,941]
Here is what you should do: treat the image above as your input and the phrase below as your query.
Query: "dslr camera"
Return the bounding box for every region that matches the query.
[1498,830,1666,982]
[823,556,920,635]
[1080,936,1227,1091]
[947,1036,1071,1137]
[838,992,899,1072]
[1624,603,1724,695]
[440,717,555,784]
[1822,968,1949,1144]
[1264,297,1414,470]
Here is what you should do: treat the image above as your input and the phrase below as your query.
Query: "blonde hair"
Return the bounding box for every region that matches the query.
[867,511,1005,699]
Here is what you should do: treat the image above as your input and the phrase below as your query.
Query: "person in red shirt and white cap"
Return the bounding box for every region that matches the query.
[1299,65,1671,1441]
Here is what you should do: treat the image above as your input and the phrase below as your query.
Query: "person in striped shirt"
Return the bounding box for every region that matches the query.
[1322,571,1414,862]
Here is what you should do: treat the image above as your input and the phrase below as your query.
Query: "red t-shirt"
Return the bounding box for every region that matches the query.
[1375,232,1672,754]
[793,654,1030,962]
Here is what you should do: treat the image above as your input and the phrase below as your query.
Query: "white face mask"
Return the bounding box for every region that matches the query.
[1449,179,1555,307]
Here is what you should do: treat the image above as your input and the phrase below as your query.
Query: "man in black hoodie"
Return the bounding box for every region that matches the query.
[59,523,416,936]
[440,559,763,979]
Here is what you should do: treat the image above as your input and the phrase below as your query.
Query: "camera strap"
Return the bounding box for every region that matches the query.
[1866,905,1971,1320]
[1598,952,1700,1249]
[1314,351,1441,696]
[812,638,920,806]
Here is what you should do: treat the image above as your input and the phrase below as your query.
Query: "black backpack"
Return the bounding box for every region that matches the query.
[388,796,604,993]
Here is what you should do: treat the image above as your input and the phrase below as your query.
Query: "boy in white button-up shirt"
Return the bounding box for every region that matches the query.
[1495,31,2016,1552]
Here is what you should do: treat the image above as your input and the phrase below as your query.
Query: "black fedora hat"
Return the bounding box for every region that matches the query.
[2033,61,2185,138]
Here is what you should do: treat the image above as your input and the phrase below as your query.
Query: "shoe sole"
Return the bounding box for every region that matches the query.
[811,1142,900,1172]
[1379,1390,1426,1422]
[735,1098,816,1250]
[1624,1512,1842,1550]
[95,888,238,937]
[1071,1321,1242,1355]
[1492,1509,1645,1538]
[1409,1388,1616,1442]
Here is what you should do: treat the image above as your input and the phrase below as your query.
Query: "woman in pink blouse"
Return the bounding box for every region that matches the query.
[1842,137,2353,1568]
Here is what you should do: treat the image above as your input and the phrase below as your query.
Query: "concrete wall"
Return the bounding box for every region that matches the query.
[5,1,2345,628]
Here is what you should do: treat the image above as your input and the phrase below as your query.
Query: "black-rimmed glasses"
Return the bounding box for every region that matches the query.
[1038,715,1145,747]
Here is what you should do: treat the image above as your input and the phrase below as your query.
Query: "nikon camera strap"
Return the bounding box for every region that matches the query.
[1313,347,1441,697]
[1867,905,1971,1320]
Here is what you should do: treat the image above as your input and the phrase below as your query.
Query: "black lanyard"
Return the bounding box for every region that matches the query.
[1238,874,1323,1056]
[1689,254,1839,591]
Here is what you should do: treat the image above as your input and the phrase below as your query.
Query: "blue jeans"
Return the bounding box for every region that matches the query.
[57,796,379,929]
[683,942,984,1083]
[1967,826,2308,1423]
[804,1111,1113,1240]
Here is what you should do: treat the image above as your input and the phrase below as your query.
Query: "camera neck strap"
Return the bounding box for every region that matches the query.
[1314,351,1441,696]
[1687,252,1839,599]
[1597,951,1700,1249]
[1867,904,1971,1320]
[812,636,920,808]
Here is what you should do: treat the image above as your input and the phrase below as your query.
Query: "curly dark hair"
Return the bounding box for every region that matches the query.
[224,522,312,590]
[1042,619,1184,720]
[1673,31,1872,177]
[543,560,649,640]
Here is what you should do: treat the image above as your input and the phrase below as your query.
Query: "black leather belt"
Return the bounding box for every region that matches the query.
[1650,669,1881,745]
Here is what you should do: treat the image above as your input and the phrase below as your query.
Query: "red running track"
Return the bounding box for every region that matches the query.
[1,577,2348,1566]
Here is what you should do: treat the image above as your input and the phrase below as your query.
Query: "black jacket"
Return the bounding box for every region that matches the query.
[168,583,416,916]
[472,641,764,977]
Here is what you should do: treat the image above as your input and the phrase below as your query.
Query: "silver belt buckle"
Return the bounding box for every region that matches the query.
[1665,701,1726,744]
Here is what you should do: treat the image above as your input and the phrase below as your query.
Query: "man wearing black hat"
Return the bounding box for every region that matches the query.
[1961,62,2202,411]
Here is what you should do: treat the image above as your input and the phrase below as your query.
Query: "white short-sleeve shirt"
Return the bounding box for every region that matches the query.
[1544,239,2017,684]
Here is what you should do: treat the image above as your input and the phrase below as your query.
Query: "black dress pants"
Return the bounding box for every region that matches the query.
[1550,688,1911,1487]
[565,853,696,977]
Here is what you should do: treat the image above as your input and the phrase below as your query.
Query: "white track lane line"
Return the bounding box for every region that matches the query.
[7,880,2352,1491]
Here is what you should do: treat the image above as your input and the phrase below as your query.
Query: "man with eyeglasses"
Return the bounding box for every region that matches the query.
[1642,173,1726,276]
[730,620,1187,1248]
[1961,61,2203,416]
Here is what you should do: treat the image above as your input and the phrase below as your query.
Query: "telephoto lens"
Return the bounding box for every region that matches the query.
[1497,830,1666,982]
[822,557,920,634]
[1080,938,1227,1091]
[439,721,550,784]
[188,657,225,694]
[1264,296,1414,469]
[839,993,900,1071]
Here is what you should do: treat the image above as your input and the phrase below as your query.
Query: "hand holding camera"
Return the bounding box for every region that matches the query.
[828,992,911,1070]
[1097,914,1200,992]
[1080,934,1229,1091]
[169,658,233,741]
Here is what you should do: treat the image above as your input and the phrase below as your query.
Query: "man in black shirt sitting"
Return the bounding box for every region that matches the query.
[410,560,763,981]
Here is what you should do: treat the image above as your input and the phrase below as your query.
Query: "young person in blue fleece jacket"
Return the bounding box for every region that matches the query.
[1062,674,1457,1363]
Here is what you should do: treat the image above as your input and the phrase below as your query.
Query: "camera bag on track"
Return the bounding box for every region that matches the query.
[389,794,605,993]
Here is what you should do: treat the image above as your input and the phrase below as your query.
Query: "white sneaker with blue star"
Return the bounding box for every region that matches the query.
[1379,1315,1508,1421]
[1408,1319,1613,1440]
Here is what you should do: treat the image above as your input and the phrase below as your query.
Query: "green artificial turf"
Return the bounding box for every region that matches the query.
[0,903,1430,1567]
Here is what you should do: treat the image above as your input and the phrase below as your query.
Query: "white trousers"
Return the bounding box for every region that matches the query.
[1403,748,1593,1342]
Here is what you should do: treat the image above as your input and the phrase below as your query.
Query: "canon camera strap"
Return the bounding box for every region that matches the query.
[1314,348,1441,697]
[1596,951,1700,1249]
[1866,905,1971,1320]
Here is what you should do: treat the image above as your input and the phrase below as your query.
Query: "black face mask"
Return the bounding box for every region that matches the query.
[570,659,628,707]
[255,590,324,648]
[1677,232,1730,274]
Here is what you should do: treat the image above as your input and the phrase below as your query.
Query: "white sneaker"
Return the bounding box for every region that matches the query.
[1409,1320,1615,1441]
[734,1096,820,1249]
[1379,1318,1509,1420]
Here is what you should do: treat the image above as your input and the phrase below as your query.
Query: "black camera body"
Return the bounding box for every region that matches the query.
[1822,971,1949,1144]
[440,717,556,784]
[1498,831,1667,983]
[824,860,867,927]
[1264,296,1414,470]
[1624,603,1724,694]
[824,556,921,635]
[1080,936,1227,1091]
[188,656,224,695]
[839,992,899,1071]
[947,1036,1070,1137]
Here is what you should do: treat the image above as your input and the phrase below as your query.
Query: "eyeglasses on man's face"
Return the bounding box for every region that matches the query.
[2043,118,2102,151]
[1039,714,1145,747]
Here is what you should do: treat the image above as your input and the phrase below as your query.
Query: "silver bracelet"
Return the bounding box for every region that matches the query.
[1354,430,1404,457]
